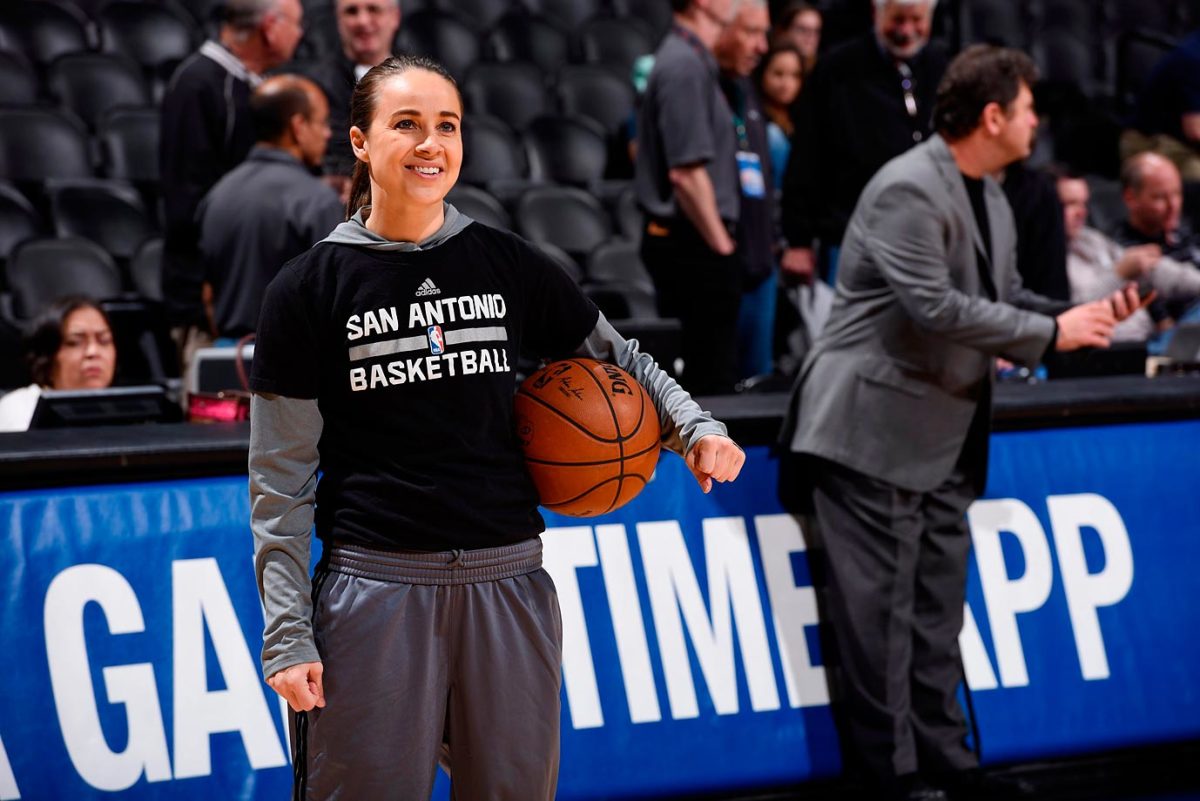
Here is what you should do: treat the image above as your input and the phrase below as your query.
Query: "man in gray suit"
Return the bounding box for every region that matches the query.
[778,46,1144,801]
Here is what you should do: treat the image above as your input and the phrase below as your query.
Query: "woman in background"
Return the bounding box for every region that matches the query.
[757,40,804,193]
[0,296,116,432]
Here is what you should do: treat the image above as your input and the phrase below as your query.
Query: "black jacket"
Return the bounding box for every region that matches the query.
[300,51,357,177]
[781,33,947,248]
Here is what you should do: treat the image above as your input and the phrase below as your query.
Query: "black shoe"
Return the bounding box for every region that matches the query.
[936,769,1035,800]
[886,773,950,801]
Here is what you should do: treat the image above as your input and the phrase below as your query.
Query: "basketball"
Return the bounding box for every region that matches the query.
[514,358,661,517]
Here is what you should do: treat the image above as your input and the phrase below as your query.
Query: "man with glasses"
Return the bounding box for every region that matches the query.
[302,0,401,188]
[160,0,305,379]
[779,0,946,288]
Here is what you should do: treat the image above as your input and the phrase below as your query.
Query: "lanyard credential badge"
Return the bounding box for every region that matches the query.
[736,150,765,199]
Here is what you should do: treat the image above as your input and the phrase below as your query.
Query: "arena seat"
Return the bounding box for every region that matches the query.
[460,114,530,186]
[516,185,612,263]
[1116,31,1177,110]
[45,52,151,130]
[587,239,653,293]
[575,16,655,81]
[0,183,43,276]
[0,50,38,105]
[1034,29,1104,97]
[446,185,512,231]
[128,236,163,302]
[533,241,584,284]
[555,64,635,136]
[1084,174,1125,235]
[612,185,642,240]
[486,12,569,74]
[958,0,1026,48]
[98,0,196,88]
[428,0,510,32]
[99,106,160,185]
[523,113,608,185]
[394,10,479,80]
[0,0,91,70]
[0,108,93,186]
[610,0,670,42]
[583,281,657,320]
[6,237,123,320]
[462,62,549,132]
[524,0,600,32]
[46,179,157,263]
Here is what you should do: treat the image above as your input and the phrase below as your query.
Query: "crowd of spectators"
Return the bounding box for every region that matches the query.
[2,0,1200,427]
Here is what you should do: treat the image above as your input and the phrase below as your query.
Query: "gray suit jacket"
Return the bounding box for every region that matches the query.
[781,135,1066,493]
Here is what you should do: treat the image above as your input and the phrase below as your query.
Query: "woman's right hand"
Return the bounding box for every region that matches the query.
[267,661,326,712]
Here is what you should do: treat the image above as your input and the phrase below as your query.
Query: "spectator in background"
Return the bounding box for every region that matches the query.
[1059,171,1200,344]
[1116,152,1200,268]
[1122,30,1200,182]
[160,0,304,374]
[780,0,946,286]
[0,298,116,432]
[302,0,401,193]
[199,75,344,341]
[635,0,742,395]
[1001,161,1070,301]
[757,41,804,187]
[715,0,775,380]
[773,1,822,75]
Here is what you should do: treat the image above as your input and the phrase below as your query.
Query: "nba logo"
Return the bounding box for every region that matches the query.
[428,325,445,354]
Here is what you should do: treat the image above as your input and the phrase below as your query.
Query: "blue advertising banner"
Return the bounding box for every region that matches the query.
[1,419,1198,800]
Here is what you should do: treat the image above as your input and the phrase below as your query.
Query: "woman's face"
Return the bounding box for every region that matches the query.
[762,50,803,108]
[351,69,463,211]
[52,307,115,390]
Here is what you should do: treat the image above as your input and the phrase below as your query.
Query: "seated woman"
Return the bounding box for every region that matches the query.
[0,297,117,432]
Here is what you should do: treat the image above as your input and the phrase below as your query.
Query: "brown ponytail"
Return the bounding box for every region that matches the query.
[344,54,463,220]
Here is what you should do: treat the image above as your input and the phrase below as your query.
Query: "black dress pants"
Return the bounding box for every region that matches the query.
[640,219,741,396]
[809,457,980,787]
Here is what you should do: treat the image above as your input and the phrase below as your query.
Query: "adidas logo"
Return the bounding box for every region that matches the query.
[414,278,441,297]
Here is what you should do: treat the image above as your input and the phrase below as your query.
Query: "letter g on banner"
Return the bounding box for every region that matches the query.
[44,565,172,792]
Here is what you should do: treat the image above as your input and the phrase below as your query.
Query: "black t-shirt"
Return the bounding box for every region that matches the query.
[250,222,600,551]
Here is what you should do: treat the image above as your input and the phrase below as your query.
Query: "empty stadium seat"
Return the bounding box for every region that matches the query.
[612,185,642,240]
[6,237,123,320]
[587,239,653,292]
[583,281,657,320]
[486,12,569,74]
[395,10,479,80]
[576,16,655,80]
[1116,31,1177,109]
[525,0,600,31]
[959,0,1026,48]
[610,0,670,41]
[129,236,163,302]
[0,108,93,185]
[0,183,43,273]
[523,114,609,185]
[462,62,549,132]
[555,64,635,136]
[446,185,512,230]
[428,0,510,32]
[460,114,529,186]
[46,52,151,129]
[0,50,38,105]
[99,106,160,185]
[515,185,612,262]
[46,179,157,262]
[0,0,91,70]
[98,0,196,85]
[534,241,584,284]
[1034,30,1102,95]
[1084,174,1125,235]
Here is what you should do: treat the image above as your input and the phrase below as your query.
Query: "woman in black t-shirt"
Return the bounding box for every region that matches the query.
[249,55,744,800]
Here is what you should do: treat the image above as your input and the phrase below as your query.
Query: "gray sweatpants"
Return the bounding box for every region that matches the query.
[292,538,563,801]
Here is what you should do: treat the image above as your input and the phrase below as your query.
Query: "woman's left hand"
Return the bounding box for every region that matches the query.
[685,435,745,493]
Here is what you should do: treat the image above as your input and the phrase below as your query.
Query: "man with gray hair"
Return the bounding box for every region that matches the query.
[160,0,305,372]
[780,0,946,286]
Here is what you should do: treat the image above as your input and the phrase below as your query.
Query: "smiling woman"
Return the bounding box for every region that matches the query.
[246,54,746,801]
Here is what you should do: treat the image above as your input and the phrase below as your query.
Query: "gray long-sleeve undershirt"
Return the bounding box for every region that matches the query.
[250,313,732,679]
